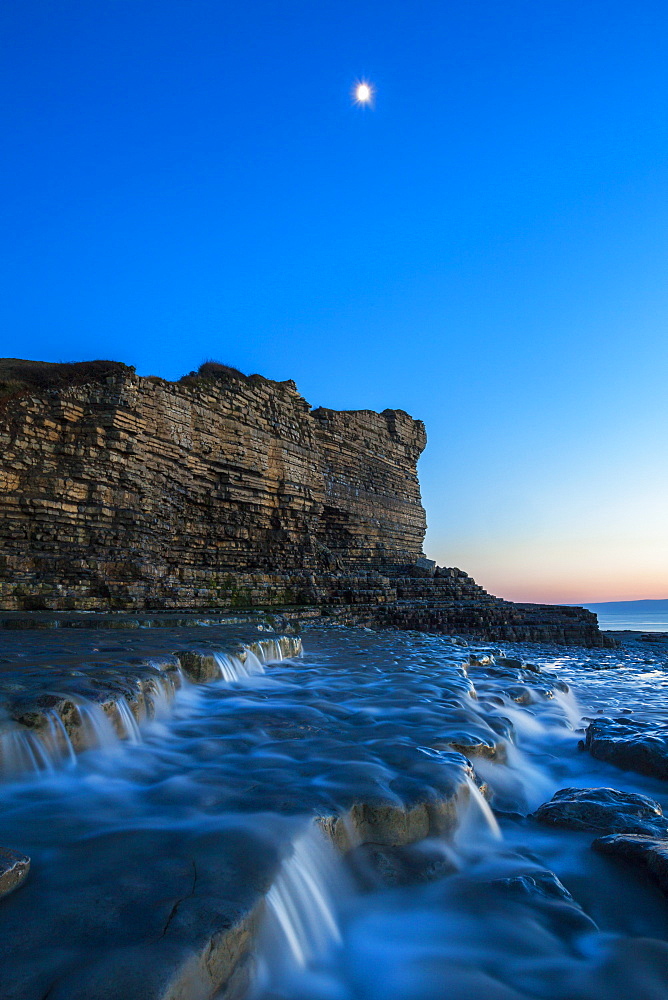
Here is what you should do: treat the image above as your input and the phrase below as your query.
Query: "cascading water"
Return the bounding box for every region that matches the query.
[0,715,60,775]
[252,823,348,994]
[1,624,667,1000]
[213,649,266,681]
[143,660,187,718]
[0,637,302,781]
[454,775,502,845]
[75,700,118,749]
[113,697,142,743]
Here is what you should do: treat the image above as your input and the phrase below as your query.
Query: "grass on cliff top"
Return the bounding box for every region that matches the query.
[0,359,134,404]
[0,357,296,406]
[178,360,295,390]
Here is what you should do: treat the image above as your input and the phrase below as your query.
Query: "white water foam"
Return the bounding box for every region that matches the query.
[259,824,345,975]
[213,649,265,681]
[454,775,502,846]
[114,697,142,743]
[0,638,302,781]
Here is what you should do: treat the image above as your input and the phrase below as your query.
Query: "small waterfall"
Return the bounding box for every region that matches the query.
[144,659,187,719]
[209,636,302,680]
[454,775,502,846]
[473,742,555,814]
[243,649,266,674]
[0,723,47,775]
[144,674,180,720]
[0,709,77,777]
[256,638,289,663]
[554,687,584,730]
[0,637,301,782]
[255,636,303,664]
[113,697,142,743]
[75,700,118,748]
[213,650,265,682]
[45,711,77,768]
[259,825,345,979]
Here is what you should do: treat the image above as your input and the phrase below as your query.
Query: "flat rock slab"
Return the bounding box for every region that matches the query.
[593,835,668,894]
[0,847,30,898]
[0,626,302,774]
[532,787,668,836]
[0,820,286,1000]
[581,718,668,780]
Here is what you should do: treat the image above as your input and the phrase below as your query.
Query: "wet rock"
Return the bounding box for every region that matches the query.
[175,649,222,683]
[348,841,457,888]
[468,653,494,667]
[489,868,599,935]
[318,754,474,851]
[496,656,523,670]
[495,655,542,674]
[0,847,30,898]
[321,800,432,850]
[264,613,300,635]
[593,834,668,894]
[522,662,541,673]
[0,633,300,778]
[447,732,507,762]
[582,718,668,779]
[494,869,577,906]
[506,684,537,705]
[532,787,668,836]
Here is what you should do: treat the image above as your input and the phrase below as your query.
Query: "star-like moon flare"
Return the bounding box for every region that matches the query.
[353,81,374,106]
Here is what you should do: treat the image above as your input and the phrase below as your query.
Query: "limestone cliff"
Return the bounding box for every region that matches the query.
[0,358,611,646]
[0,359,425,609]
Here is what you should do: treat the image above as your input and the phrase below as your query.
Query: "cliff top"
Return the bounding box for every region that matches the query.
[0,358,134,404]
[0,359,420,428]
[0,358,290,400]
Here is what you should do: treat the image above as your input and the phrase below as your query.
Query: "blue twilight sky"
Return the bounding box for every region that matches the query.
[1,0,667,603]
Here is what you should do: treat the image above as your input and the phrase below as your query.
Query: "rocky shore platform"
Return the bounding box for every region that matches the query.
[0,617,665,999]
[0,616,497,999]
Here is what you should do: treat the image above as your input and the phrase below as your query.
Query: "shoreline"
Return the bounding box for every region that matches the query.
[0,619,666,998]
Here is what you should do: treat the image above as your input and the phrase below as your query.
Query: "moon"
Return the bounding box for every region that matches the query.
[353,81,374,106]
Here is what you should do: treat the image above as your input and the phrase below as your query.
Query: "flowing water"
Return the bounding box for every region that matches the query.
[0,623,666,999]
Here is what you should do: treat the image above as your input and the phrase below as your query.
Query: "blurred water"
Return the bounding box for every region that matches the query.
[0,625,665,999]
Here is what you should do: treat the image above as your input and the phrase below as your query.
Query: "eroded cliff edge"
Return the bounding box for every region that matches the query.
[0,359,611,646]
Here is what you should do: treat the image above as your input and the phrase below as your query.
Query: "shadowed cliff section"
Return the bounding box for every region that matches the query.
[0,358,133,405]
[0,358,611,646]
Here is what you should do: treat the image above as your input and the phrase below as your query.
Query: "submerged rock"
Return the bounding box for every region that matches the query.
[0,847,30,899]
[593,834,668,894]
[581,718,668,780]
[448,732,507,761]
[347,841,458,888]
[532,787,668,836]
[493,869,580,907]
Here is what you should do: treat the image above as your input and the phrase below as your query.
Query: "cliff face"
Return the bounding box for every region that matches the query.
[0,359,612,647]
[0,360,426,610]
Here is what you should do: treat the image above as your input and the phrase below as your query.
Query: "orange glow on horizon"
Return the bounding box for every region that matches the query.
[428,538,668,607]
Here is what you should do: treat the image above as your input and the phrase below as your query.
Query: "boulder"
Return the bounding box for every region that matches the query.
[581,718,668,780]
[593,834,668,894]
[0,848,30,899]
[532,787,668,836]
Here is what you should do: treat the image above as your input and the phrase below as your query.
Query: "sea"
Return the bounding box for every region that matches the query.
[583,605,668,633]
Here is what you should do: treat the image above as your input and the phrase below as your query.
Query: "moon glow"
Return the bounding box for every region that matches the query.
[353,81,374,105]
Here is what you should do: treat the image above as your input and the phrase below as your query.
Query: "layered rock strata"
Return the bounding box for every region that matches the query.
[0,359,610,645]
